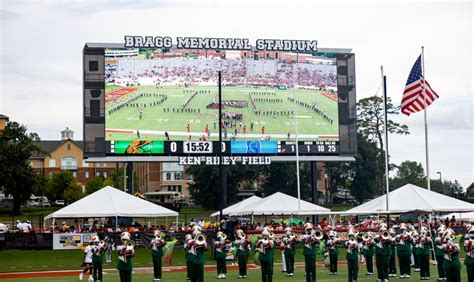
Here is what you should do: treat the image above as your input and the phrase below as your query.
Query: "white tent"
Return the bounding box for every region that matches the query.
[442,212,474,222]
[211,196,262,217]
[232,192,330,216]
[45,186,178,220]
[342,184,474,215]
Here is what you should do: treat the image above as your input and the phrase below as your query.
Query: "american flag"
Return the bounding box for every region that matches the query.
[401,55,439,115]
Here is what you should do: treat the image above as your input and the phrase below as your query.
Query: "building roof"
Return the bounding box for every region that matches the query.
[0,114,9,119]
[31,140,84,159]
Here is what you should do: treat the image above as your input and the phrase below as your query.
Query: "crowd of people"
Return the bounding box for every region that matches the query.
[107,56,337,90]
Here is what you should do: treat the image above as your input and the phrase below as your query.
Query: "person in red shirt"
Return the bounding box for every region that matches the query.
[243,125,246,134]
[205,125,209,133]
[261,126,265,135]
[187,124,190,133]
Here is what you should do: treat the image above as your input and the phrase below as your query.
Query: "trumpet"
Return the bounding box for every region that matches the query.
[238,232,246,240]
[126,240,135,252]
[289,232,296,240]
[195,234,206,245]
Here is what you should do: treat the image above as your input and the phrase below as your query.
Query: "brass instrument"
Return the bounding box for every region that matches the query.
[195,234,206,245]
[381,230,390,240]
[238,232,246,240]
[314,230,324,241]
[126,240,135,252]
[362,233,371,242]
[289,232,296,240]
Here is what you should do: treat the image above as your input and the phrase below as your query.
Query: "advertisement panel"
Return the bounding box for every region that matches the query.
[53,233,97,250]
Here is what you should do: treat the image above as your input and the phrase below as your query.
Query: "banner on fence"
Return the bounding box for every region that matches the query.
[53,233,97,250]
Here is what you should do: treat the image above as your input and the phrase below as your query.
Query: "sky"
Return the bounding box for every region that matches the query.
[0,0,472,187]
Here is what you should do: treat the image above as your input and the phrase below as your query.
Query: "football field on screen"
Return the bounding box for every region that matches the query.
[105,85,339,141]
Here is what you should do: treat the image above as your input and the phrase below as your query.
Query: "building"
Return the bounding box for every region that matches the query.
[0,114,8,133]
[30,128,116,190]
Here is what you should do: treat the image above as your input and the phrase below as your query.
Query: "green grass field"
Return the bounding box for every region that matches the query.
[105,85,338,141]
[0,248,468,281]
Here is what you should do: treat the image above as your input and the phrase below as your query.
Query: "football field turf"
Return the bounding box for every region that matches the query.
[105,86,339,141]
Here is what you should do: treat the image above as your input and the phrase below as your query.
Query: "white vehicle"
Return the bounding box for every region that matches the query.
[0,223,9,233]
[55,200,66,207]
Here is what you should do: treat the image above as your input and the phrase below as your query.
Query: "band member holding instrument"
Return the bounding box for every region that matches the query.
[188,231,207,282]
[104,236,114,263]
[234,229,251,278]
[116,232,134,282]
[345,229,359,282]
[281,227,296,277]
[326,229,339,275]
[442,228,461,282]
[214,231,229,279]
[150,230,166,282]
[184,234,193,280]
[418,226,432,280]
[412,228,422,273]
[464,225,474,282]
[388,228,397,277]
[435,225,447,280]
[395,223,413,279]
[257,228,274,282]
[80,238,94,281]
[362,231,375,276]
[91,236,105,282]
[374,223,392,282]
[301,223,320,282]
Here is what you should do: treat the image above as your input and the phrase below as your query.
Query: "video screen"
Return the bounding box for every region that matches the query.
[104,48,339,155]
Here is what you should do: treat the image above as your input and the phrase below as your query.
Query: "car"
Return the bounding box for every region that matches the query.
[40,200,51,207]
[26,200,39,208]
[54,200,65,207]
[0,223,8,233]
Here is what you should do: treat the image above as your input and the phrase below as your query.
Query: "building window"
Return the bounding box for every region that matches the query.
[72,172,76,178]
[82,160,89,167]
[166,172,171,180]
[67,144,71,151]
[96,172,100,177]
[61,156,77,170]
[175,172,183,180]
[85,171,90,178]
[178,186,182,192]
[103,172,107,178]
[30,161,34,168]
[103,163,107,168]
[168,186,176,191]
[49,158,56,167]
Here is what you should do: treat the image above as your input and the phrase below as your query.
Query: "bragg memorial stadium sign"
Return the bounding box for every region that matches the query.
[82,36,357,163]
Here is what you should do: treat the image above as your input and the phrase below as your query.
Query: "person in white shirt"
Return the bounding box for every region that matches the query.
[80,239,94,281]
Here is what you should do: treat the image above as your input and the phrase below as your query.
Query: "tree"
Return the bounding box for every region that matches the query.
[45,171,77,201]
[349,134,384,203]
[262,163,312,200]
[86,176,104,194]
[0,121,44,215]
[63,182,83,203]
[187,165,260,210]
[467,183,474,198]
[325,162,352,203]
[390,161,425,188]
[357,96,410,150]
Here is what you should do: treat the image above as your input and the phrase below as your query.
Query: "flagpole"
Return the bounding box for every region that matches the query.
[381,66,390,213]
[421,46,431,191]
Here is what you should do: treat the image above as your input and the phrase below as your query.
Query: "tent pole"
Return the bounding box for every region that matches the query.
[115,216,118,231]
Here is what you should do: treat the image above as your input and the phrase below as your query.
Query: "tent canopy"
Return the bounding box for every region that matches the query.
[211,196,262,217]
[342,184,474,215]
[45,186,178,220]
[232,192,330,216]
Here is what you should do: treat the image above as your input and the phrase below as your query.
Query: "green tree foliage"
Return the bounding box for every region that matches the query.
[262,163,312,200]
[85,176,105,194]
[349,134,384,203]
[390,160,425,188]
[46,171,79,201]
[467,183,474,197]
[0,121,44,215]
[63,182,84,203]
[187,165,260,210]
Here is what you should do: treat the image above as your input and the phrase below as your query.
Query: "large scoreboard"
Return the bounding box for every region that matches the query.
[83,38,357,162]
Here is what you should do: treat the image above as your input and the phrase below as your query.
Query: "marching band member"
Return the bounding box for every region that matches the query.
[374,223,392,282]
[463,225,474,282]
[396,223,413,278]
[388,228,397,277]
[234,229,251,278]
[184,234,193,280]
[150,230,166,282]
[435,225,447,280]
[281,227,296,277]
[80,238,94,281]
[418,226,432,280]
[301,223,320,282]
[214,231,229,279]
[104,236,114,263]
[91,236,105,282]
[412,228,422,273]
[257,228,274,282]
[188,230,207,282]
[362,231,375,275]
[442,228,461,282]
[116,232,134,282]
[345,229,359,282]
[326,229,339,275]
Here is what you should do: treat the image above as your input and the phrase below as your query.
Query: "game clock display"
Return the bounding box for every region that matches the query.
[110,140,339,156]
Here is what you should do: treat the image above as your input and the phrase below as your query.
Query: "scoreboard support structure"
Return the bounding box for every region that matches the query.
[218,71,227,219]
[310,161,319,224]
